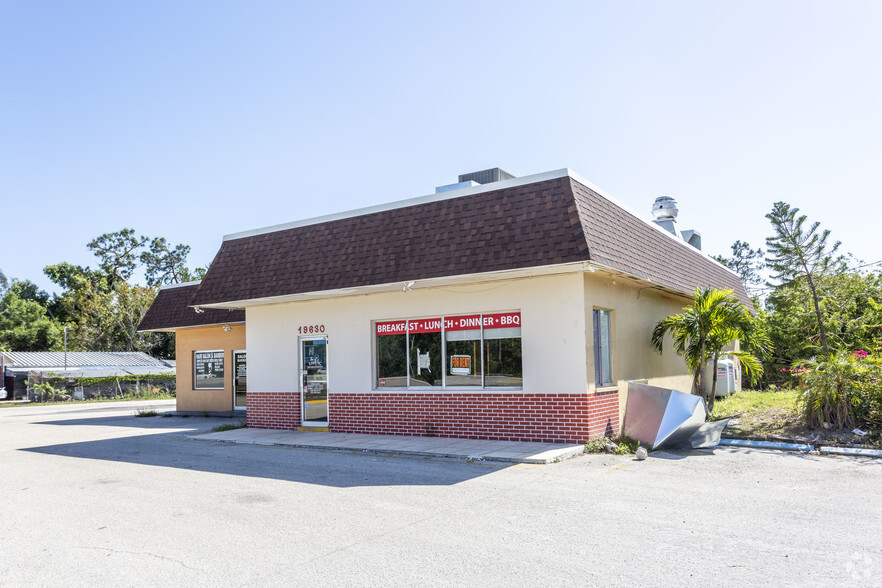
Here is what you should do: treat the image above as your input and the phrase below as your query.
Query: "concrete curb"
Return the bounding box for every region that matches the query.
[188,432,585,464]
[819,446,882,458]
[720,438,882,458]
[719,438,815,452]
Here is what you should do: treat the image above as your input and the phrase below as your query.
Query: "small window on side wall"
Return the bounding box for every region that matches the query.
[194,350,225,389]
[593,309,613,387]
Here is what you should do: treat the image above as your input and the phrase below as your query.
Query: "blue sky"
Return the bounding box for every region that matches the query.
[1,1,880,294]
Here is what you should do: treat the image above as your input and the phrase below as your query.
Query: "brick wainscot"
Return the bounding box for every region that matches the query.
[247,390,619,444]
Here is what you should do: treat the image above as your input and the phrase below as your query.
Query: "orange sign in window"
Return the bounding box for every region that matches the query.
[450,355,471,375]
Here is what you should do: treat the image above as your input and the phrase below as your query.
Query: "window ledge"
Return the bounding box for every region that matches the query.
[594,385,619,393]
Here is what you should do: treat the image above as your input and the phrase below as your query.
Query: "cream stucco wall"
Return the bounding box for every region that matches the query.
[246,272,589,397]
[583,272,694,420]
[175,324,246,412]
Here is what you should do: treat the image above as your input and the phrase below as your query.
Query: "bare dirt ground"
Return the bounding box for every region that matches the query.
[724,403,879,448]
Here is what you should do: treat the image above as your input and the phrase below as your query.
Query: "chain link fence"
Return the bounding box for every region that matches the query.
[26,371,176,403]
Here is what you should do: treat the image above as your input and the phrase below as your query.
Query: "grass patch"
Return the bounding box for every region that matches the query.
[134,408,159,417]
[711,388,800,420]
[585,435,642,455]
[710,388,806,438]
[211,422,247,433]
[709,388,882,445]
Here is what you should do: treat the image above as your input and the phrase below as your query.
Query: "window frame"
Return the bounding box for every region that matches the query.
[593,308,614,387]
[193,349,225,390]
[373,312,523,392]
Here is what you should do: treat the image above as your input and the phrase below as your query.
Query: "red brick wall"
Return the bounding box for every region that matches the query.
[328,391,619,443]
[246,392,301,430]
[246,390,619,443]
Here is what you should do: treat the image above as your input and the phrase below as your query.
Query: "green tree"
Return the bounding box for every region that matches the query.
[43,263,108,328]
[762,269,882,384]
[88,228,148,286]
[6,280,51,307]
[140,237,206,286]
[713,240,765,293]
[765,202,844,355]
[0,287,63,351]
[52,277,163,354]
[44,262,106,293]
[651,287,766,411]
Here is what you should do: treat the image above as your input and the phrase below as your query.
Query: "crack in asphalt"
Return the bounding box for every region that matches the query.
[73,546,203,571]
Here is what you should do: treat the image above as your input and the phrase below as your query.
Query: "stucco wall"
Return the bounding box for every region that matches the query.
[247,272,589,396]
[175,324,246,413]
[242,270,696,440]
[583,273,694,420]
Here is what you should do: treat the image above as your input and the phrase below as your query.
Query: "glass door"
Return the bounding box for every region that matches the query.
[233,350,246,411]
[300,337,328,425]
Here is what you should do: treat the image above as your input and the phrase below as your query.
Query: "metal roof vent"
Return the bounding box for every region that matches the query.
[651,196,702,250]
[652,196,679,220]
[436,167,516,193]
[458,167,515,185]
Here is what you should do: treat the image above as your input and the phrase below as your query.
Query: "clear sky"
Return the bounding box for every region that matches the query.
[2,1,880,294]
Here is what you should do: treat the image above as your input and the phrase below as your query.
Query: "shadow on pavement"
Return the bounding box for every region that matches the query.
[21,416,504,488]
[34,413,232,429]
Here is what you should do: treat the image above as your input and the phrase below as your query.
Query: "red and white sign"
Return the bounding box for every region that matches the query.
[482,312,521,329]
[444,315,482,332]
[376,312,520,335]
[376,317,443,335]
[376,321,407,336]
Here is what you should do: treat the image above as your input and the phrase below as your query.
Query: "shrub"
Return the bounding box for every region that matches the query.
[211,422,247,433]
[793,351,882,429]
[585,435,641,455]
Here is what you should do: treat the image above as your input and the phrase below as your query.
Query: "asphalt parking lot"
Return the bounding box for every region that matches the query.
[1,400,880,586]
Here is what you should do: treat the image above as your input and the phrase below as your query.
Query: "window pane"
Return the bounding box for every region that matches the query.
[409,332,442,386]
[484,337,522,387]
[376,334,407,387]
[234,352,246,408]
[194,350,224,389]
[408,317,443,387]
[445,315,482,386]
[594,309,613,386]
[483,312,522,387]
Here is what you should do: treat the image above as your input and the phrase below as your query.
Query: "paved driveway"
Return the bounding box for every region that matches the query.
[1,401,880,586]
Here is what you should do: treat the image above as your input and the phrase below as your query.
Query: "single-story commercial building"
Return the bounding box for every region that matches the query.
[138,282,245,413]
[140,167,748,443]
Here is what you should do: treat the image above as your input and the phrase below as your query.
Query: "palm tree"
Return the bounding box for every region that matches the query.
[651,287,768,411]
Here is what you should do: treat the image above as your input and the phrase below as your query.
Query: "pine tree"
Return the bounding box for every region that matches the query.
[765,202,843,355]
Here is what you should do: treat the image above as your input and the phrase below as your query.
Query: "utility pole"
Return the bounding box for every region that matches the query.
[64,325,69,371]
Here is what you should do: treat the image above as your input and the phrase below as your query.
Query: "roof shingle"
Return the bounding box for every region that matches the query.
[138,283,246,331]
[187,172,749,308]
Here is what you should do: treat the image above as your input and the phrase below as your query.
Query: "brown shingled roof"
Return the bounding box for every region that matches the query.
[190,172,749,308]
[569,180,749,305]
[138,283,246,332]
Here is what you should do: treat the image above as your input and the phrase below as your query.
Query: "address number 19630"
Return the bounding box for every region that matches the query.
[298,324,325,334]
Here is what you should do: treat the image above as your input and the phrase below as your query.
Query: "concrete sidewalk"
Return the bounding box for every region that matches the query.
[190,428,585,464]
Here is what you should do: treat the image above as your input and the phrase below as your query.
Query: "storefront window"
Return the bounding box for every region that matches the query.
[483,313,522,387]
[445,314,482,387]
[376,329,407,387]
[194,350,224,389]
[408,317,443,387]
[374,312,521,390]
